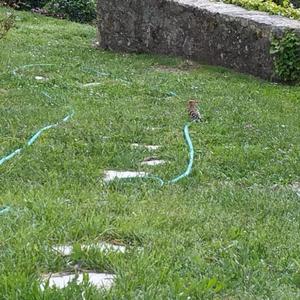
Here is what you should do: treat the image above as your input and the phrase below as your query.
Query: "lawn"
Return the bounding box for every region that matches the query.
[0,7,300,299]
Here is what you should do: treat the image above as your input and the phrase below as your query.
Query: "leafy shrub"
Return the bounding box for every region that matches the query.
[0,13,15,39]
[2,0,96,23]
[1,0,48,9]
[270,31,300,83]
[46,0,96,23]
[221,0,300,19]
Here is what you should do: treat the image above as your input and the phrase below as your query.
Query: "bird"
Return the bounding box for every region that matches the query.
[187,100,202,122]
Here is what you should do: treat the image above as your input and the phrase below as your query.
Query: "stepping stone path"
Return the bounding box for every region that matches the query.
[131,143,161,151]
[0,89,8,94]
[40,272,115,291]
[35,76,47,81]
[146,127,161,131]
[141,157,166,166]
[81,82,102,88]
[291,182,300,197]
[52,242,126,256]
[40,137,162,290]
[41,242,127,291]
[104,140,165,182]
[103,170,148,182]
[80,79,129,89]
[141,159,166,166]
[52,245,73,256]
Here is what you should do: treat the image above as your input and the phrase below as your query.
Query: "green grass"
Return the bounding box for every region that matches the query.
[1,7,300,299]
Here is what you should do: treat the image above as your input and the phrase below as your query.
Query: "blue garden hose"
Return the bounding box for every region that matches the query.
[0,111,74,166]
[0,148,21,166]
[12,64,55,77]
[0,206,11,215]
[0,64,74,166]
[145,121,195,186]
[167,122,194,184]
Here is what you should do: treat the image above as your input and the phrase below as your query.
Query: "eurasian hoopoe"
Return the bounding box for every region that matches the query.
[187,100,202,122]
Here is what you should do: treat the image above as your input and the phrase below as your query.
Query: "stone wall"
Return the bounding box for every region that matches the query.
[97,0,300,80]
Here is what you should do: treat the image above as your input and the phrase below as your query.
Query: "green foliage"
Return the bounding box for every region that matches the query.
[46,0,96,23]
[270,31,300,83]
[2,0,96,23]
[0,13,14,39]
[222,0,300,19]
[1,0,48,9]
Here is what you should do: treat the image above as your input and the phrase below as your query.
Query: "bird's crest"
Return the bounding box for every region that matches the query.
[188,99,198,106]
